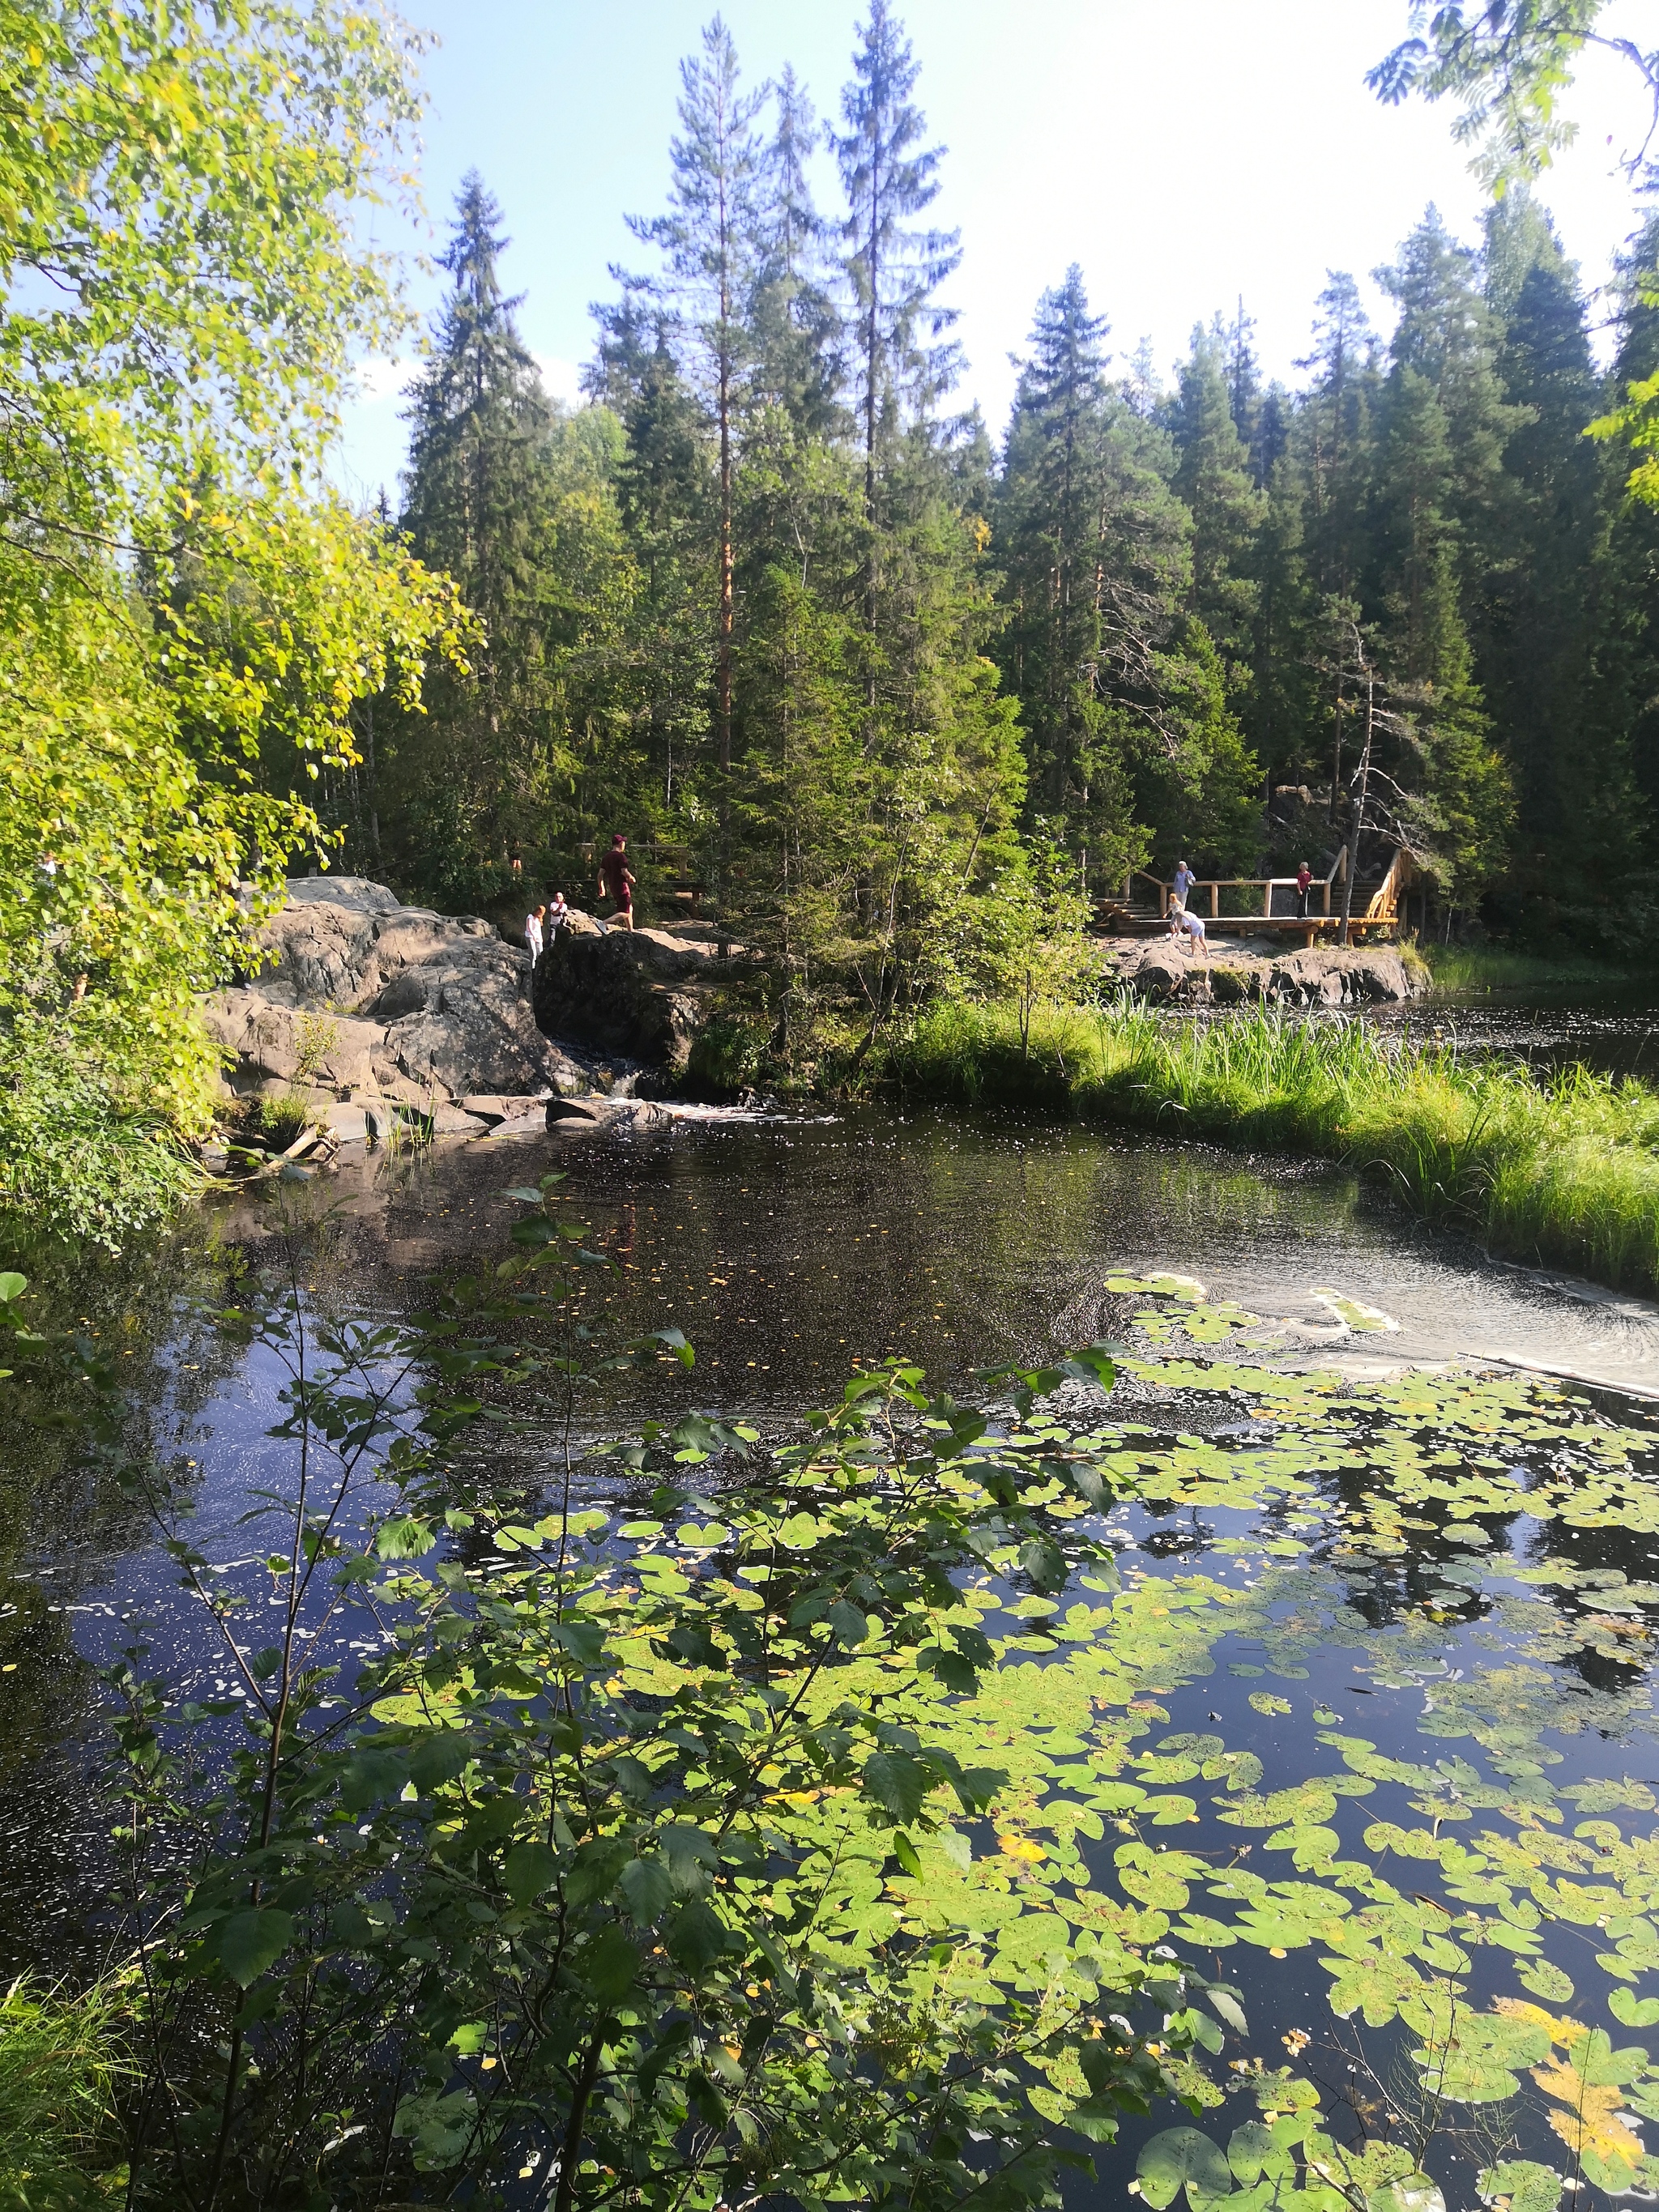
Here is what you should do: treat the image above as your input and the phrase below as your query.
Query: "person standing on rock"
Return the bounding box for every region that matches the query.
[598,833,635,931]
[1172,857,1196,913]
[524,902,545,964]
[1295,860,1313,920]
[546,890,569,935]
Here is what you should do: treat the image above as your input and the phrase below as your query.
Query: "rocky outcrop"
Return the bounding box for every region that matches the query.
[1111,939,1425,1007]
[532,913,749,1074]
[205,876,590,1109]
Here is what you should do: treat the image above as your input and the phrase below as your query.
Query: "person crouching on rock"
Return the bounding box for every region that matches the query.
[524,901,546,963]
[1169,905,1207,955]
[598,833,635,931]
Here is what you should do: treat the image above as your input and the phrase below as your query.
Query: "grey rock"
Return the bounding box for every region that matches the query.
[324,1102,370,1143]
[1116,937,1422,1006]
[208,879,590,1106]
[460,1093,548,1126]
[534,914,747,1072]
[429,1104,488,1136]
[488,1112,552,1140]
[1130,948,1201,1000]
[202,991,384,1090]
[282,875,404,914]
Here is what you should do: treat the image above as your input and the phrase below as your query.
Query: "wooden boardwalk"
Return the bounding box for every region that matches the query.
[1097,849,1413,946]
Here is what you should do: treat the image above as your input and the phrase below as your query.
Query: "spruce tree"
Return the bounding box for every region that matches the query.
[1480,193,1601,878]
[1572,214,1659,933]
[832,0,962,560]
[997,271,1266,882]
[1167,322,1266,676]
[1371,363,1512,895]
[1222,298,1262,451]
[390,175,568,897]
[629,16,767,811]
[1379,207,1523,595]
[750,66,842,437]
[1297,272,1380,607]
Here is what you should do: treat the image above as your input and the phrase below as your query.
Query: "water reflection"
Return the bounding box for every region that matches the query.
[5,1097,1659,1991]
[199,1105,1659,1409]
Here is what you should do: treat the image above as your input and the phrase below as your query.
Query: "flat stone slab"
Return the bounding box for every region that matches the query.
[460,1092,548,1125]
[1102,937,1425,1006]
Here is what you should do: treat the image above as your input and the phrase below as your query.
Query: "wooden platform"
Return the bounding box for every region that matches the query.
[1097,914,1395,946]
[1094,856,1410,946]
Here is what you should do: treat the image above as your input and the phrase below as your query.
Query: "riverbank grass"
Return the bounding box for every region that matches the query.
[1423,943,1640,993]
[895,999,1659,1294]
[0,1975,126,2205]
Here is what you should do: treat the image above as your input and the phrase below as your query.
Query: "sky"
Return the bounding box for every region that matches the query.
[335,0,1659,508]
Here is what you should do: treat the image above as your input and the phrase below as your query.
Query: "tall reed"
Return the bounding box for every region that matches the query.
[893,999,1659,1295]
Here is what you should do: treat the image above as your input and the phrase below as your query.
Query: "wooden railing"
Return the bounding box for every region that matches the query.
[1111,846,1408,940]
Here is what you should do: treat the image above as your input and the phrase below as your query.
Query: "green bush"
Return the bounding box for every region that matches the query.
[685,1012,769,1097]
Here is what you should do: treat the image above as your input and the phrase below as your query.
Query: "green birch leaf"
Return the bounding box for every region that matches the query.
[503,1840,559,1905]
[666,1899,730,1971]
[864,1751,929,1823]
[580,1925,640,2005]
[219,1908,293,1989]
[619,1855,673,1924]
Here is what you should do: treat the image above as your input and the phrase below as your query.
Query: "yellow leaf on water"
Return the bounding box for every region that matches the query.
[1531,2061,1641,2171]
[999,1835,1046,1862]
[1495,1997,1586,2046]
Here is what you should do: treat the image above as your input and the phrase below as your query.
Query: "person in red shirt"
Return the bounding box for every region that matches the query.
[1295,860,1313,920]
[598,833,635,931]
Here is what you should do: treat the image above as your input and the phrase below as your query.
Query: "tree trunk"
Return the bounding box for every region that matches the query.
[1337,667,1374,948]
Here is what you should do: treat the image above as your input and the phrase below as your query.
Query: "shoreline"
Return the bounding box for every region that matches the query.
[885,996,1659,1300]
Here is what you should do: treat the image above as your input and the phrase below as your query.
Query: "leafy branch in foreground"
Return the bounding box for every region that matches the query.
[75,1188,1223,2209]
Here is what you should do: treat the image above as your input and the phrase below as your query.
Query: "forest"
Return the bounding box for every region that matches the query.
[340,6,1659,1013]
[1,0,1657,1228]
[15,11,1659,2210]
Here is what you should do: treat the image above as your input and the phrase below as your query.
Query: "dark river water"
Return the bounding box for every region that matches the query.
[1375,985,1659,1082]
[6,988,1659,2201]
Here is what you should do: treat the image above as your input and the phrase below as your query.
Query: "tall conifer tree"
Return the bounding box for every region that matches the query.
[391,175,566,895]
[833,0,961,586]
[1480,194,1601,867]
[629,18,767,805]
[1168,324,1266,675]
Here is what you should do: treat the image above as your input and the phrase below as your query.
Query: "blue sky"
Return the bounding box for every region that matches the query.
[335,0,1657,507]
